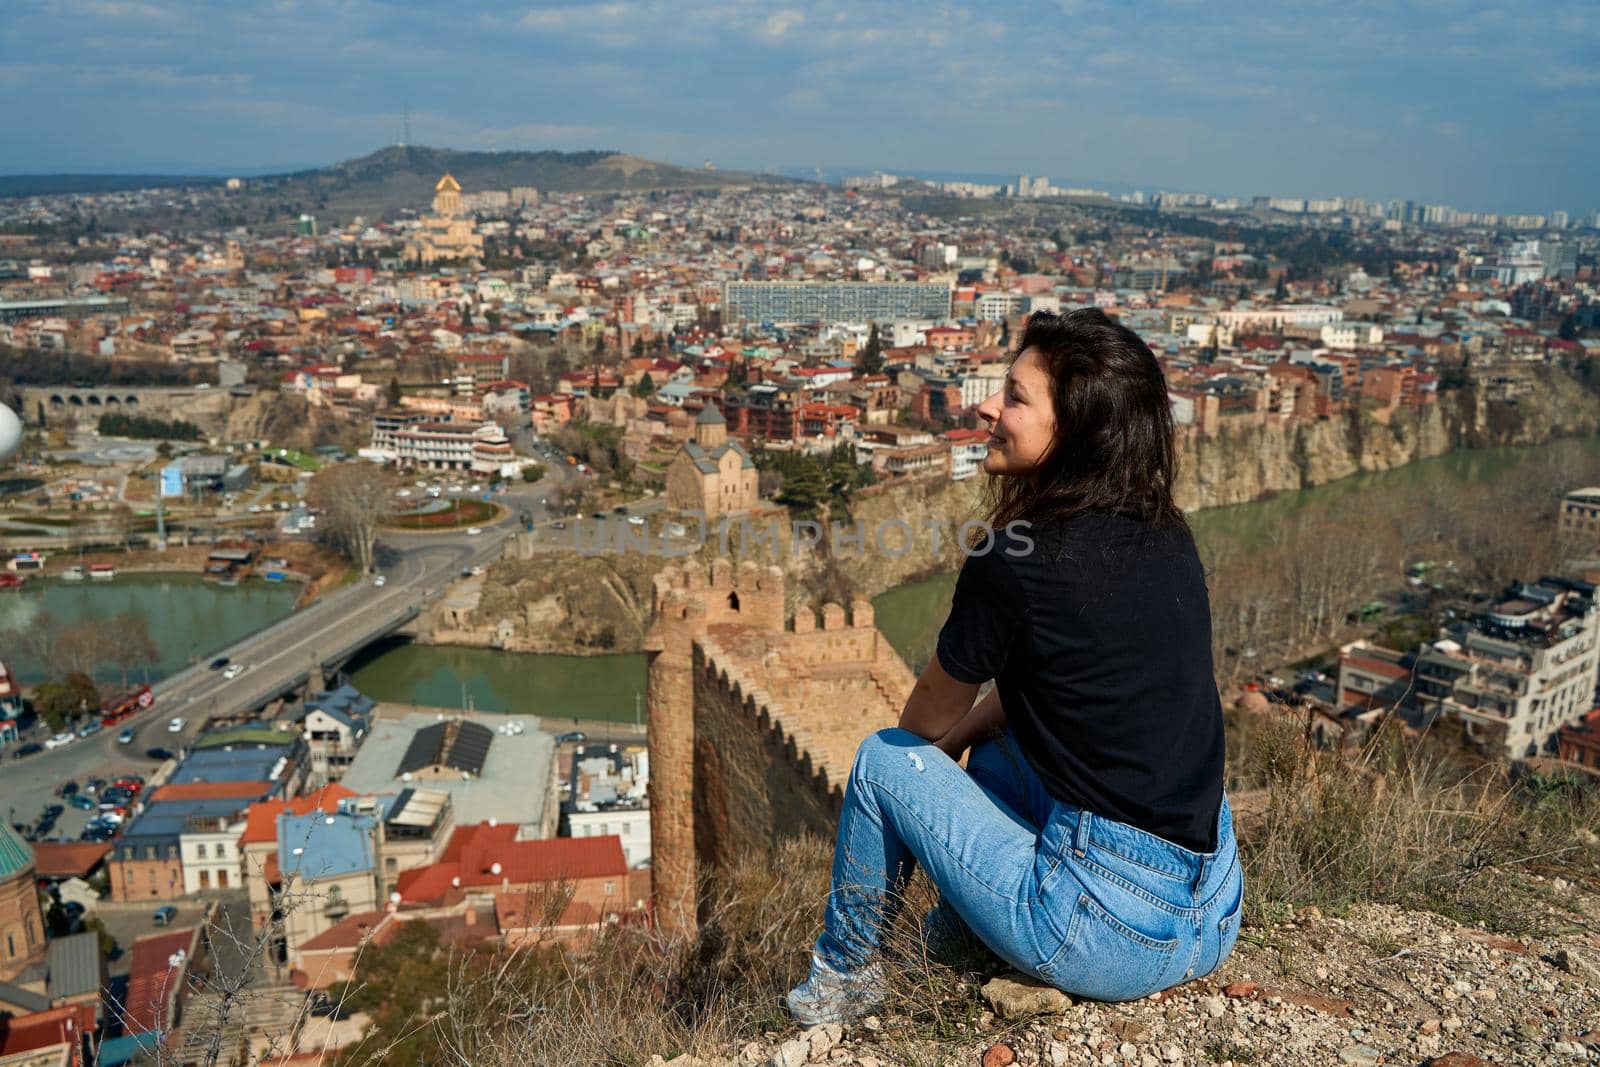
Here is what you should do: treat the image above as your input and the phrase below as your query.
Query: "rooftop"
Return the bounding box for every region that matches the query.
[340,711,555,829]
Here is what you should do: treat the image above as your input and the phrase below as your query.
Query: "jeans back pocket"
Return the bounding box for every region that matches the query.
[1037,893,1181,1002]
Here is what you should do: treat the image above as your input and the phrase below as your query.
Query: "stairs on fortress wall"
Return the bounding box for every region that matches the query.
[173,981,307,1067]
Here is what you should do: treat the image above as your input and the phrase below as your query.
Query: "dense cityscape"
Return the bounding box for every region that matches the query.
[0,141,1597,1064]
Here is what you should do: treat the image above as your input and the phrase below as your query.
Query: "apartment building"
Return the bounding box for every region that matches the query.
[1412,578,1599,759]
[721,281,951,324]
[1560,487,1600,547]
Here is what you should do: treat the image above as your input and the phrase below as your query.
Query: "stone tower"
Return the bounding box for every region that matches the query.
[0,822,45,982]
[643,559,785,935]
[693,402,728,448]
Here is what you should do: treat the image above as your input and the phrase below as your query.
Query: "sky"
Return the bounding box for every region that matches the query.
[3,0,1597,215]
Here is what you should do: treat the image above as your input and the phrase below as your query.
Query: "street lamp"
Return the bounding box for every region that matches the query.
[0,404,21,462]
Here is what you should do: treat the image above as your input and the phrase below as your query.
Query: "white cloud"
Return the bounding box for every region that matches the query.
[759,9,805,41]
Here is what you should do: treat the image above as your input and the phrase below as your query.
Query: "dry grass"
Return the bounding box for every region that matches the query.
[1227,705,1600,934]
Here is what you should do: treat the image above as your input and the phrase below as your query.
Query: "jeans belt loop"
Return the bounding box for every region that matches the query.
[1072,809,1091,857]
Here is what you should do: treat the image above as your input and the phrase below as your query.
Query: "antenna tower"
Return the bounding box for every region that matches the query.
[402,103,412,149]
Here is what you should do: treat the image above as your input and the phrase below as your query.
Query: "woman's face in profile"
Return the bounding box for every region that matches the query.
[976,346,1057,477]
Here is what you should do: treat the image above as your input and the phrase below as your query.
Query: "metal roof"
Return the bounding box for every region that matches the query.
[0,822,33,882]
[397,719,493,777]
[47,932,101,1000]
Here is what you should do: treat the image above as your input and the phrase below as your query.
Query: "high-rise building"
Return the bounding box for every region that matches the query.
[721,281,952,325]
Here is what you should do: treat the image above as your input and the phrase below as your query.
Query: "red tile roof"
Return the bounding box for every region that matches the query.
[0,1004,96,1057]
[149,781,273,803]
[239,784,357,846]
[297,910,390,953]
[394,823,626,903]
[122,927,201,1035]
[30,841,112,879]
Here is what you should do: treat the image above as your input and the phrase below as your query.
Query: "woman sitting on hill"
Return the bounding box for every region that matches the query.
[788,308,1241,1024]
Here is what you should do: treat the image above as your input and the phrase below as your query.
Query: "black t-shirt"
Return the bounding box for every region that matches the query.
[936,511,1225,853]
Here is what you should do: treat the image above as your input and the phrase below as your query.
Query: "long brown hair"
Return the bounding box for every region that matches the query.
[982,308,1187,534]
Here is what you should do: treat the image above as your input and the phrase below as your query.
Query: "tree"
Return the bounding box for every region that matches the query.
[33,673,99,732]
[106,612,158,688]
[520,463,546,483]
[632,372,655,398]
[855,323,884,375]
[386,377,403,406]
[306,463,396,574]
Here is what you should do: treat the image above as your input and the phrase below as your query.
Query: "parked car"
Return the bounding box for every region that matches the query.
[84,777,106,793]
[627,515,646,526]
[45,733,74,749]
[56,781,78,797]
[551,520,566,530]
[68,794,96,811]
[373,575,387,587]
[209,656,230,670]
[152,905,177,926]
[167,717,185,732]
[465,526,483,536]
[13,742,42,758]
[222,664,245,680]
[117,727,136,744]
[613,505,628,514]
[554,731,588,745]
[41,804,63,820]
[145,747,174,762]
[75,720,102,738]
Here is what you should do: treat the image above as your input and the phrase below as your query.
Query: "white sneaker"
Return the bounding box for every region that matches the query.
[785,954,885,1026]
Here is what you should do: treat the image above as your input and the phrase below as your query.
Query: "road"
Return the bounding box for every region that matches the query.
[1,518,517,833]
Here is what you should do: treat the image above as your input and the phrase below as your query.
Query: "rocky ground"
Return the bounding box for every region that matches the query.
[654,875,1600,1067]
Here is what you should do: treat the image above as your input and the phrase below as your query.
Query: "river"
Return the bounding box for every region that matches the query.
[18,436,1596,716]
[871,436,1600,673]
[0,573,299,686]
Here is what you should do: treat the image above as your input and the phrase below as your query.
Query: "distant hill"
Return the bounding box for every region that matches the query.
[244,145,793,216]
[0,146,798,216]
[0,173,226,198]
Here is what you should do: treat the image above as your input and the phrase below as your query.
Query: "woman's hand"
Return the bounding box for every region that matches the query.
[930,685,1006,764]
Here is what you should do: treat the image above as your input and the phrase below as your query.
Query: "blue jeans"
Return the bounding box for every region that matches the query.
[814,727,1243,1002]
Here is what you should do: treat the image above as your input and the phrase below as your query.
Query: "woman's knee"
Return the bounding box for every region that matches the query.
[850,728,930,782]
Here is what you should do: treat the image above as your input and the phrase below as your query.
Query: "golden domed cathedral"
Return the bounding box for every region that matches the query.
[406,172,484,265]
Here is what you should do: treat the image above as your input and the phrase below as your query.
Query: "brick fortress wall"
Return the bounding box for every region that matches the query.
[645,558,915,934]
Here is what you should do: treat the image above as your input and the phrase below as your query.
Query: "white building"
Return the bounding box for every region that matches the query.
[1415,578,1599,760]
[180,820,246,894]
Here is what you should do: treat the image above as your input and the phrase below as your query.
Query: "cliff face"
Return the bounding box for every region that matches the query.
[1178,370,1600,510]
[460,371,1600,655]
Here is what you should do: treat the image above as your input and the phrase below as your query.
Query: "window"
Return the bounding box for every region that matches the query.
[197,843,208,860]
[604,881,616,895]
[5,933,12,959]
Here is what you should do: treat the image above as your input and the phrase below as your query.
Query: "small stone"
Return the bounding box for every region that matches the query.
[860,1016,881,1033]
[1424,1055,1492,1067]
[981,1042,1017,1067]
[1441,1016,1463,1033]
[1450,979,1472,995]
[1203,996,1227,1018]
[977,1011,995,1031]
[1418,1019,1442,1035]
[982,973,1073,1020]
[1048,1044,1071,1067]
[1545,944,1600,982]
[666,1057,703,1067]
[1223,981,1258,998]
[805,1024,839,1061]
[858,1059,881,1067]
[771,1039,808,1067]
[1337,1046,1381,1065]
[1108,1019,1151,1043]
[1118,1043,1138,1060]
[1140,1055,1160,1067]
[1160,1044,1182,1062]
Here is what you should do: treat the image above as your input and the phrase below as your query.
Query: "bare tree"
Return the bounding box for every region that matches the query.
[107,611,159,688]
[306,463,397,574]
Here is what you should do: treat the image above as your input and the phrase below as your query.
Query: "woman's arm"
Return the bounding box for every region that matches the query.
[932,684,1006,761]
[897,652,981,745]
